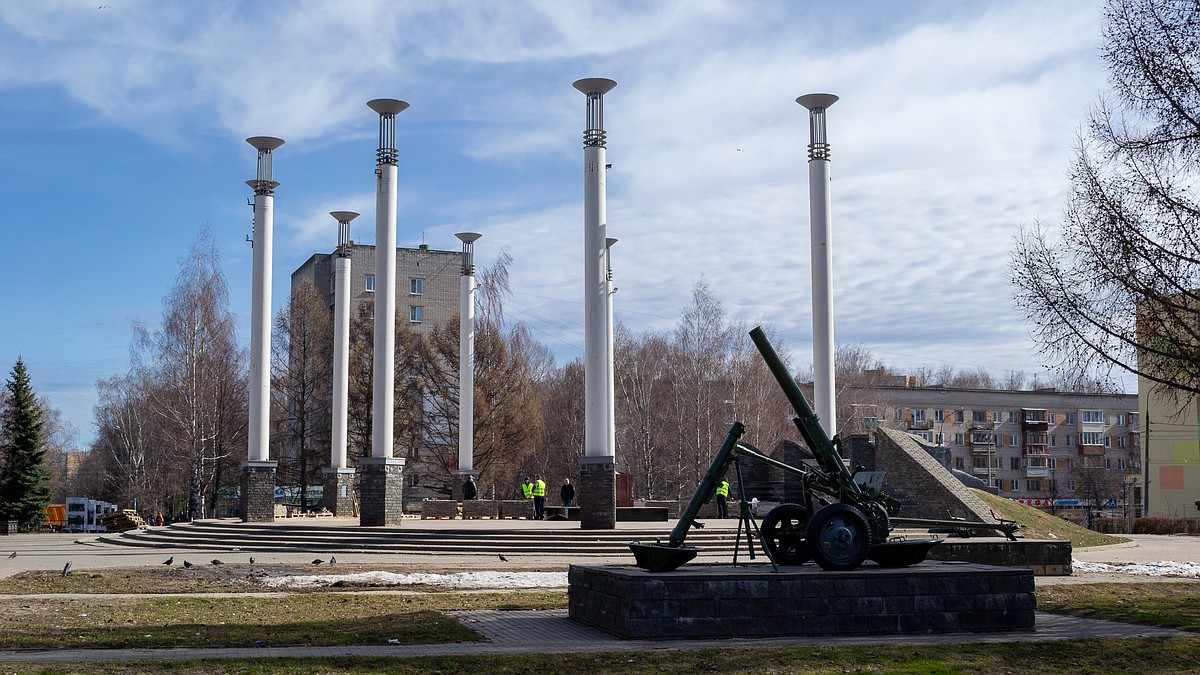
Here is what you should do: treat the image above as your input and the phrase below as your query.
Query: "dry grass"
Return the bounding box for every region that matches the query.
[1037,582,1200,632]
[972,489,1129,548]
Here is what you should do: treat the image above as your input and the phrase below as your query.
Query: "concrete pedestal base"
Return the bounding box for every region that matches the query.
[240,460,278,523]
[358,457,405,526]
[579,455,615,530]
[321,467,356,517]
[569,562,1035,638]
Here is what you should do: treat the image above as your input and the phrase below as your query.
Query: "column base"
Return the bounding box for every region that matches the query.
[579,455,616,530]
[240,460,278,523]
[358,457,406,526]
[321,467,357,517]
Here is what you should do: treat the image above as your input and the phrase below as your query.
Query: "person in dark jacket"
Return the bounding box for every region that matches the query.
[560,477,575,507]
[462,475,478,500]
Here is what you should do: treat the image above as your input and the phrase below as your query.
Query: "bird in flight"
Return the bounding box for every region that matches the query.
[161,557,173,565]
[61,561,72,578]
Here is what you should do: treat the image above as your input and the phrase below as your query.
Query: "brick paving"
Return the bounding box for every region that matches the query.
[0,609,1188,664]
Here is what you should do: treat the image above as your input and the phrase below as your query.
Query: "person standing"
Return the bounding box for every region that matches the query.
[715,479,730,519]
[462,475,478,501]
[532,474,547,520]
[521,477,534,518]
[560,477,575,508]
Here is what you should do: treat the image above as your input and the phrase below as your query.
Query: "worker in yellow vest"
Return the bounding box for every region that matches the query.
[521,477,534,500]
[532,474,547,520]
[715,479,730,519]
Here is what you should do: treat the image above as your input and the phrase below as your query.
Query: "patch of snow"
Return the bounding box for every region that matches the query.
[262,570,569,589]
[1072,559,1200,578]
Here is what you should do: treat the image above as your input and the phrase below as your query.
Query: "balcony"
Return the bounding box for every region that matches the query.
[908,420,932,430]
[1025,466,1050,478]
[970,465,992,477]
[1023,444,1050,456]
[1080,445,1105,457]
[968,420,996,431]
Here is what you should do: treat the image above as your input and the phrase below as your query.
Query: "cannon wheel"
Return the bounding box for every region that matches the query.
[806,503,871,571]
[760,503,811,565]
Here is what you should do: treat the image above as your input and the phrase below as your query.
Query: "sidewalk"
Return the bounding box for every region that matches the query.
[0,609,1188,664]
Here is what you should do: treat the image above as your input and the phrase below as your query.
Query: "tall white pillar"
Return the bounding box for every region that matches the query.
[605,237,618,457]
[574,78,617,460]
[245,136,284,463]
[455,232,482,473]
[330,211,358,469]
[574,77,618,530]
[797,93,839,438]
[367,99,408,459]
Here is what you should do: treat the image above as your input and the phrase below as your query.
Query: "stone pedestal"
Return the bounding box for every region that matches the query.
[240,460,278,523]
[321,467,356,517]
[569,562,1035,638]
[451,469,480,501]
[358,457,405,526]
[579,455,615,530]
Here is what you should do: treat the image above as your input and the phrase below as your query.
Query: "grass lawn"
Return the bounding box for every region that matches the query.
[1037,582,1200,632]
[972,489,1129,548]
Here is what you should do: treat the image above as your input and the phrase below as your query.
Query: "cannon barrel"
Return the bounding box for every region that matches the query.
[748,326,845,477]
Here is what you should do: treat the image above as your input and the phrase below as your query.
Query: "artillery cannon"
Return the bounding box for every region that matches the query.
[630,326,1018,573]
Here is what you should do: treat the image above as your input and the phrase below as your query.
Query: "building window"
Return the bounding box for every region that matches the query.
[365,275,376,292]
[954,410,964,423]
[410,278,424,295]
[1065,412,1076,425]
[919,431,934,442]
[1129,413,1139,428]
[954,456,964,470]
[1067,459,1077,470]
[1103,436,1111,448]
[1067,435,1075,447]
[1117,437,1126,449]
[1067,480,1077,492]
[1010,434,1019,446]
[1049,435,1057,447]
[409,306,423,323]
[935,432,945,444]
[934,409,945,423]
[994,410,1003,423]
[1081,410,1104,424]
[1079,432,1103,446]
[1118,458,1126,470]
[1012,480,1021,492]
[972,410,988,423]
[954,433,965,445]
[1010,457,1020,470]
[1104,458,1112,469]
[895,408,903,421]
[1048,457,1057,469]
[912,409,927,423]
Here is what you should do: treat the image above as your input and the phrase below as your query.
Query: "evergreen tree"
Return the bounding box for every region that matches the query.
[0,359,52,530]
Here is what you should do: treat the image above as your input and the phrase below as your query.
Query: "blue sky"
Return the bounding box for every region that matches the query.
[0,1,1110,447]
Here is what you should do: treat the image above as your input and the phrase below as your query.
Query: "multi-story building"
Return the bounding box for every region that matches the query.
[846,384,1142,521]
[290,243,460,334]
[1141,382,1200,518]
[289,243,463,507]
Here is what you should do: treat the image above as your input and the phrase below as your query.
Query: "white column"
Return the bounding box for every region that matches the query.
[367,99,408,459]
[330,211,358,469]
[456,232,482,472]
[246,136,284,463]
[797,93,838,438]
[574,78,617,459]
[605,237,618,457]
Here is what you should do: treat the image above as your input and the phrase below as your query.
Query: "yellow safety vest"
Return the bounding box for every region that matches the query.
[522,482,533,499]
[715,481,729,497]
[532,479,546,497]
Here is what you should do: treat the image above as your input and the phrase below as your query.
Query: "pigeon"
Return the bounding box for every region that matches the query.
[183,560,194,568]
[7,551,15,559]
[311,558,324,565]
[249,556,255,564]
[211,559,223,566]
[161,557,173,565]
[498,554,508,562]
[61,561,72,578]
[329,556,336,565]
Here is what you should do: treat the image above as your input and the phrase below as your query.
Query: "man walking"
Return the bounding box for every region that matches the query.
[560,477,575,508]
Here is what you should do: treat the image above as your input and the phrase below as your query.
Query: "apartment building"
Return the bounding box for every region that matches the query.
[846,385,1141,520]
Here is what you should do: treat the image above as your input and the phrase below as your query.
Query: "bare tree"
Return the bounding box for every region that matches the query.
[1011,0,1200,402]
[272,281,333,511]
[132,230,244,520]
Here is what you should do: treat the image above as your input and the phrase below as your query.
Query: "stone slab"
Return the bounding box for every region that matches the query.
[569,562,1035,639]
[925,539,1072,576]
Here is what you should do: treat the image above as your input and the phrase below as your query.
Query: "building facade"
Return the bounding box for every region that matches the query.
[847,385,1141,521]
[1141,382,1200,518]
